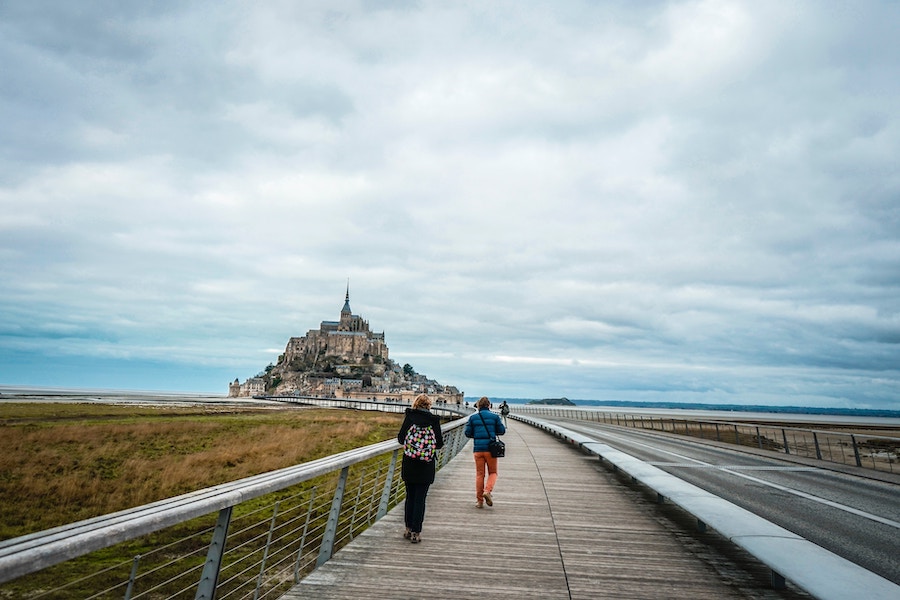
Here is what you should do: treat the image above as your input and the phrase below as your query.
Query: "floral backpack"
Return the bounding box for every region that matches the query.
[403,423,437,462]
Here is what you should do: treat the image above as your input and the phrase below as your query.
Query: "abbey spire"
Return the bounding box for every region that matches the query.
[341,280,351,316]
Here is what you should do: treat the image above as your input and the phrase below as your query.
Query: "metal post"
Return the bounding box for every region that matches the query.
[734,424,740,445]
[349,468,366,539]
[367,464,383,524]
[782,429,791,454]
[317,466,350,567]
[293,489,317,583]
[378,450,399,519]
[771,570,786,589]
[195,506,233,600]
[253,502,281,600]
[756,427,762,450]
[851,435,862,467]
[813,432,822,460]
[715,423,720,442]
[124,554,141,600]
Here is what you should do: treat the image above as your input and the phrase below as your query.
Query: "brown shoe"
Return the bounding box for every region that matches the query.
[476,501,484,508]
[403,528,412,540]
[483,491,493,506]
[410,532,421,543]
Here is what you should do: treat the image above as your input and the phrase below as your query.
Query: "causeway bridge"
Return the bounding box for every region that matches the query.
[0,400,897,599]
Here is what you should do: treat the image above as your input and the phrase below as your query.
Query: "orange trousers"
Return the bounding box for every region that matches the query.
[474,451,498,502]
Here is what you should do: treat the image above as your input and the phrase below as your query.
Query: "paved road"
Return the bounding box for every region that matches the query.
[544,417,900,585]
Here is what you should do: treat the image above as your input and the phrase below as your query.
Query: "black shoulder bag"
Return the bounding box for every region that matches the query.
[478,412,506,458]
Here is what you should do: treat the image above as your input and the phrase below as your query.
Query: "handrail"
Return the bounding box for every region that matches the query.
[0,416,470,592]
[515,414,900,600]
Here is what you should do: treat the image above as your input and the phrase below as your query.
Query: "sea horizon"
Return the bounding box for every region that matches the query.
[3,385,898,423]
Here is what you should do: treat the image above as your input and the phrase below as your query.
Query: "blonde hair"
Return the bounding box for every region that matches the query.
[475,396,491,409]
[413,394,432,410]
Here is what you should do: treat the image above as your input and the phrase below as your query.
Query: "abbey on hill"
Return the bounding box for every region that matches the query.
[229,287,463,403]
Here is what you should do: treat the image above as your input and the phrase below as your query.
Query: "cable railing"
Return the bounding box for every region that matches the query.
[0,415,470,599]
[514,405,899,474]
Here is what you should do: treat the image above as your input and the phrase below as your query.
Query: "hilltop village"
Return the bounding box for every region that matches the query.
[229,288,464,404]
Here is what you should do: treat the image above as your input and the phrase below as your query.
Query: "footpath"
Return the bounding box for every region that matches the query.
[284,421,811,599]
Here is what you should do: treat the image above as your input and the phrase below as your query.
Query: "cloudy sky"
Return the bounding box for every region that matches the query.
[1,1,898,409]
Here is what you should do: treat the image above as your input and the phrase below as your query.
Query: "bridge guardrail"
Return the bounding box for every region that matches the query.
[515,414,900,600]
[0,413,470,599]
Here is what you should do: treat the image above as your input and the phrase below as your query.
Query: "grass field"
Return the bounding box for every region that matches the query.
[0,402,405,542]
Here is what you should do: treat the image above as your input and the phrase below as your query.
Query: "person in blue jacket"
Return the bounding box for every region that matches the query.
[464,396,506,508]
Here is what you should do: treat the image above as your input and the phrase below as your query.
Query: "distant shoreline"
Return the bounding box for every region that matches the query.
[3,387,897,421]
[0,385,280,408]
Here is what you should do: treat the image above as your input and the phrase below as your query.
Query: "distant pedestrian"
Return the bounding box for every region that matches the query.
[397,394,444,543]
[464,396,506,508]
[499,400,510,426]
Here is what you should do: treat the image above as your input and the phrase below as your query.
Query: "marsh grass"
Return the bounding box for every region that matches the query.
[0,403,403,541]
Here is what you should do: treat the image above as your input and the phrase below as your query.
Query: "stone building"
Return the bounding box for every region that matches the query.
[228,286,463,404]
[228,377,265,398]
[281,285,389,368]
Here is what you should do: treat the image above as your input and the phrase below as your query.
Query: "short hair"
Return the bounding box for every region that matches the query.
[413,394,432,410]
[476,396,491,409]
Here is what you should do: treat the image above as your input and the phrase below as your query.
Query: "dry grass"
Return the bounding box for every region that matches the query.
[0,403,403,540]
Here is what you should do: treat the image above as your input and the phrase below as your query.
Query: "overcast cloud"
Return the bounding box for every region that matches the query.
[1,1,898,409]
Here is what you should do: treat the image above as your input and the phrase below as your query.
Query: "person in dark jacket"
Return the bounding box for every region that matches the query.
[464,396,506,508]
[397,394,444,543]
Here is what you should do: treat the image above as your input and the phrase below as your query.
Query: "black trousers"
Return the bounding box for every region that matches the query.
[404,481,431,533]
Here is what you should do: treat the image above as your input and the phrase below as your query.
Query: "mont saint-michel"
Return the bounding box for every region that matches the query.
[229,288,463,404]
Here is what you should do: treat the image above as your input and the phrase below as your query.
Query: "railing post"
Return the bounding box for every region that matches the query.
[734,424,740,445]
[317,466,350,567]
[377,450,400,519]
[195,506,233,600]
[349,467,366,540]
[293,489,317,583]
[782,429,791,454]
[813,432,822,460]
[124,554,141,600]
[367,463,383,524]
[851,435,862,467]
[756,426,762,449]
[715,423,720,441]
[253,502,280,600]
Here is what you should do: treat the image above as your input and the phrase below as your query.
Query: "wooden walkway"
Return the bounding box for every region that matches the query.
[284,421,807,599]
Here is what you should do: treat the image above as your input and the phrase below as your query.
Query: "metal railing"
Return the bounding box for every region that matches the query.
[514,405,899,474]
[0,416,470,599]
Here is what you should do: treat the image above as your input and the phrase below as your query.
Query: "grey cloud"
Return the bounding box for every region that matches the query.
[1,1,898,408]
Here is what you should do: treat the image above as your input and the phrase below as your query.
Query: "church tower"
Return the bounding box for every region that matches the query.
[339,281,353,331]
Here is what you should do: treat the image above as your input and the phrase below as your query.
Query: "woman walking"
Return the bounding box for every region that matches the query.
[397,394,444,543]
[464,396,506,508]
